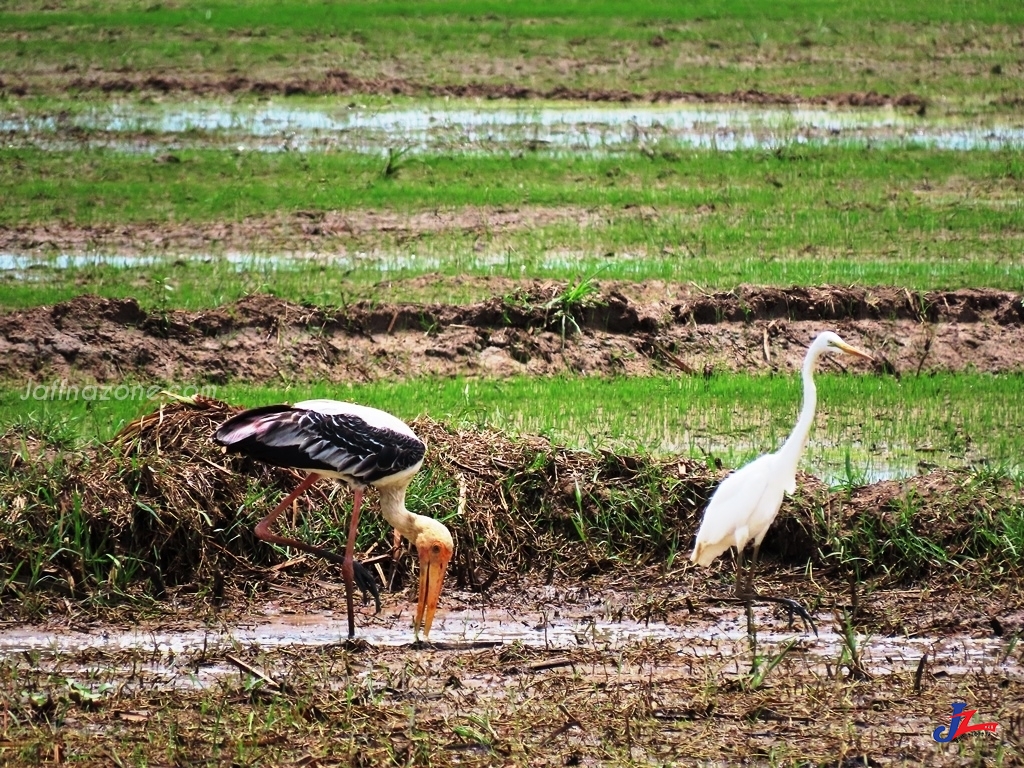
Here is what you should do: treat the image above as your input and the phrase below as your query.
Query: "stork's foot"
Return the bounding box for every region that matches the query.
[352,560,382,613]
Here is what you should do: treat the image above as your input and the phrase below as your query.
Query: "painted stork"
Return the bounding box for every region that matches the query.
[215,399,453,639]
[690,331,872,637]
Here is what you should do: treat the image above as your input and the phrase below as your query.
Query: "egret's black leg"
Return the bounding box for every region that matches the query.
[734,546,758,662]
[746,545,818,637]
[734,546,756,642]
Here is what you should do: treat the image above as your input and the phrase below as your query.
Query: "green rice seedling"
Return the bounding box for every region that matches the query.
[741,638,798,691]
[833,611,871,681]
[1,145,1023,309]
[541,269,604,346]
[380,145,412,180]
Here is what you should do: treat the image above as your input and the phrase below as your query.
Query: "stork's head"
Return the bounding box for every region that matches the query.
[411,516,453,639]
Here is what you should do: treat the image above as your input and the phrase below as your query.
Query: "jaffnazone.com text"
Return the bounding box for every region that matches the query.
[20,380,217,402]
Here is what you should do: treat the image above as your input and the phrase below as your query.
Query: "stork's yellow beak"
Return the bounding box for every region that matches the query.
[414,542,451,639]
[836,341,873,361]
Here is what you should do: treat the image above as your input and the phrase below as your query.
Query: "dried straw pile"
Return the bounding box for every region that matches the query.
[412,417,718,587]
[0,397,725,601]
[72,396,284,583]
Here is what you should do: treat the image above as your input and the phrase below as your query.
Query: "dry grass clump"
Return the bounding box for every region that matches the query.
[71,396,275,583]
[0,397,303,607]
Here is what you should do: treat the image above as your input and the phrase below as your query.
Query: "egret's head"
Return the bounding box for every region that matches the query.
[816,331,873,362]
[412,517,453,639]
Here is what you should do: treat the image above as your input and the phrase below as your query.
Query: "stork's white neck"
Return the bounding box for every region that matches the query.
[378,484,420,542]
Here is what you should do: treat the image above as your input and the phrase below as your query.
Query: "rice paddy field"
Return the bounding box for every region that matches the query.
[1,1,1024,766]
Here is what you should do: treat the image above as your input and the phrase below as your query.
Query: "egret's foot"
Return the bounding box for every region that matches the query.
[352,560,382,613]
[759,595,817,637]
[715,592,818,638]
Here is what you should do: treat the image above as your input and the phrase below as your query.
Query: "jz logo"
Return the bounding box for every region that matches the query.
[932,703,998,743]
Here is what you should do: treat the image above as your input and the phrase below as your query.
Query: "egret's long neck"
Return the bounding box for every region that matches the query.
[778,347,820,467]
[377,484,419,541]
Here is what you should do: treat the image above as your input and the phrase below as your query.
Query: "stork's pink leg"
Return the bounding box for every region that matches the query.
[252,473,378,636]
[391,528,403,560]
[254,473,352,568]
[342,488,364,638]
[254,473,321,545]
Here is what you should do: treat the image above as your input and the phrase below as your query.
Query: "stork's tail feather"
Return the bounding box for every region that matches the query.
[215,405,293,446]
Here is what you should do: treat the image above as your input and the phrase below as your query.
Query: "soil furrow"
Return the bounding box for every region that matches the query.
[1,285,1021,385]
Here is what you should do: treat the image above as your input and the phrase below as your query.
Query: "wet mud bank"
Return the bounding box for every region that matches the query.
[2,68,928,109]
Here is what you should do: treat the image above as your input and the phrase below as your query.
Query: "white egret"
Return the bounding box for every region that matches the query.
[690,331,872,635]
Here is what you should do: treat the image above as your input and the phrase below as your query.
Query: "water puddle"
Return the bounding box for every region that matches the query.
[2,599,1019,690]
[3,101,1022,154]
[0,251,278,273]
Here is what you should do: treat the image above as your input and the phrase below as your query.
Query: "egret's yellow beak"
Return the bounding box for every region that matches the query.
[414,542,451,639]
[836,341,873,361]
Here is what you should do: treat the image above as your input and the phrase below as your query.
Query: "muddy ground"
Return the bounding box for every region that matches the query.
[1,283,1022,386]
[1,580,1022,767]
[0,67,928,110]
[54,75,932,110]
[2,395,1023,764]
[0,208,613,256]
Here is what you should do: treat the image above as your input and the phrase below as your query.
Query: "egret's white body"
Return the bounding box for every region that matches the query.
[690,331,872,631]
[691,451,794,568]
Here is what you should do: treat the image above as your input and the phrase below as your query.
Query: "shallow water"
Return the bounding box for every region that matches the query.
[0,251,271,273]
[2,600,1018,687]
[3,101,1022,154]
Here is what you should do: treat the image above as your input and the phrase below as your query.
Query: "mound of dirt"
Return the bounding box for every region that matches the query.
[1,285,1022,386]
[2,398,1021,615]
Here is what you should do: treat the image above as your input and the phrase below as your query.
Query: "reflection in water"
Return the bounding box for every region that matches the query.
[2,102,1022,154]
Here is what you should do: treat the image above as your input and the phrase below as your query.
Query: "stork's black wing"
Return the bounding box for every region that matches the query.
[215,405,425,486]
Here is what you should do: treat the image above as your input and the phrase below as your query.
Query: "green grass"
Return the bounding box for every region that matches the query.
[7,0,1021,26]
[1,145,1021,306]
[6,145,1023,226]
[4,372,1023,483]
[1,1,1022,110]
